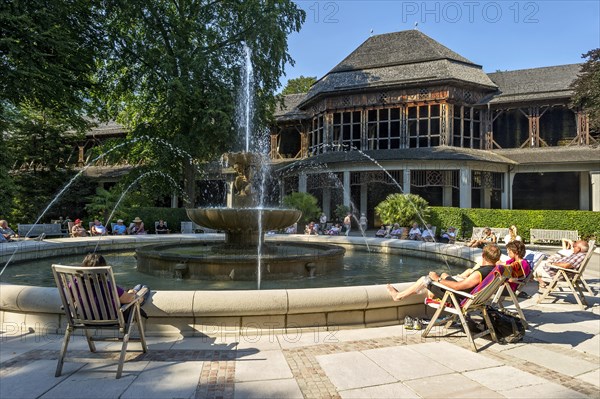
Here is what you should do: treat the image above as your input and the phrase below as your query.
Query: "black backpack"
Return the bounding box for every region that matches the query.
[467,306,526,344]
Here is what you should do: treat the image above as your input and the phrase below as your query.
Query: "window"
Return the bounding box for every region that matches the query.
[332,111,361,151]
[407,104,441,148]
[309,114,324,155]
[366,107,402,150]
[452,105,480,148]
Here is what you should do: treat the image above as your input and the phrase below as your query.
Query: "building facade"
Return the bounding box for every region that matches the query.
[271,30,599,225]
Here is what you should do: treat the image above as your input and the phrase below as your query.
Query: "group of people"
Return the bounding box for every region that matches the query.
[386,230,591,313]
[467,225,521,248]
[301,212,367,237]
[375,222,453,243]
[70,217,167,237]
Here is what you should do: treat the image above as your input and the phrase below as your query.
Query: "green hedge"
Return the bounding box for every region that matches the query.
[119,207,190,233]
[429,207,600,242]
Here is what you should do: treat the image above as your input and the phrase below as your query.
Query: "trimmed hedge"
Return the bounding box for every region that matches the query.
[429,207,600,242]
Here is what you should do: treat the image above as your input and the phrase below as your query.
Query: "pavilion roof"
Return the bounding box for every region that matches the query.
[492,146,600,164]
[299,30,497,107]
[485,64,582,105]
[273,93,309,121]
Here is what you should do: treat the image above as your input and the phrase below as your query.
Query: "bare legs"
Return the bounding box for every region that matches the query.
[386,276,428,301]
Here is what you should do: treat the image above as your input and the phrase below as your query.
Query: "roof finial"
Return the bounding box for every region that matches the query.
[414,22,419,30]
[369,28,374,37]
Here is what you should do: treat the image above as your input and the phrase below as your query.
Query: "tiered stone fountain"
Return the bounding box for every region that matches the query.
[136,151,345,281]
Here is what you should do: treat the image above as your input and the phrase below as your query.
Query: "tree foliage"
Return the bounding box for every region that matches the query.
[282,75,317,95]
[571,48,600,132]
[282,192,321,223]
[375,193,430,227]
[96,0,305,205]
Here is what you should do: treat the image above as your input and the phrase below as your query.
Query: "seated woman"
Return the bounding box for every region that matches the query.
[90,219,107,236]
[467,227,497,248]
[328,224,341,235]
[408,223,421,240]
[389,223,404,239]
[128,217,146,235]
[421,224,435,242]
[304,221,317,235]
[155,220,170,234]
[504,240,530,294]
[440,226,457,244]
[503,225,522,244]
[375,225,387,238]
[386,244,502,302]
[285,223,297,234]
[71,219,89,237]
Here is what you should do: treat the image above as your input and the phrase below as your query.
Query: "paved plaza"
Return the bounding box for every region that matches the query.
[1,240,599,399]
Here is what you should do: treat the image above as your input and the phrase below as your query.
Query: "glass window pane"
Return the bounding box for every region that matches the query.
[390,138,400,149]
[334,113,341,124]
[453,105,462,118]
[368,110,377,121]
[379,108,389,120]
[390,108,400,120]
[430,104,440,117]
[419,106,428,118]
[408,107,417,119]
[343,112,351,124]
[419,120,428,136]
[430,136,440,146]
[353,111,361,122]
[390,121,400,137]
[379,122,389,137]
[463,107,471,119]
[419,137,428,147]
[430,119,440,135]
[408,120,417,136]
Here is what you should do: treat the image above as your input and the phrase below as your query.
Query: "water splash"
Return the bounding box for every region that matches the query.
[239,43,254,153]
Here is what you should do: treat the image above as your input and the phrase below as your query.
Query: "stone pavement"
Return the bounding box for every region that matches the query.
[2,265,600,399]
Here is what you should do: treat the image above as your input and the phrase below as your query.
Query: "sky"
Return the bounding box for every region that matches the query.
[280,0,600,89]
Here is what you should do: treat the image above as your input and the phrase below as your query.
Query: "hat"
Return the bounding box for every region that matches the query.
[133,217,142,223]
[74,219,82,224]
[117,219,124,223]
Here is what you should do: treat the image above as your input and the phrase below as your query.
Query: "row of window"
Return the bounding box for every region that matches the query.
[308,104,481,154]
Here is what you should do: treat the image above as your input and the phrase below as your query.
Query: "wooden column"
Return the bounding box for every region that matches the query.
[572,110,595,146]
[269,133,279,160]
[440,103,450,146]
[519,106,548,148]
[77,145,85,167]
[300,132,308,158]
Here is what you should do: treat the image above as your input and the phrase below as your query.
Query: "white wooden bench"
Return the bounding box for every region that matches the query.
[470,227,509,242]
[530,229,578,245]
[17,223,66,238]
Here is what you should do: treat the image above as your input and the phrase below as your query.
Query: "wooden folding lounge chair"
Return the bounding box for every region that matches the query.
[491,252,546,329]
[52,264,148,379]
[537,240,596,310]
[422,265,511,352]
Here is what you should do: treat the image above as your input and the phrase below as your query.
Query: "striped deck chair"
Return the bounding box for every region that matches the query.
[422,265,511,352]
[52,264,148,379]
[537,240,596,310]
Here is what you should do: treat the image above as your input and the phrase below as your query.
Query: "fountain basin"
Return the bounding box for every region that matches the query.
[136,241,345,280]
[187,208,301,247]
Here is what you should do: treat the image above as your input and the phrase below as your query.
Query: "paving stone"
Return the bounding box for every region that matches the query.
[500,381,589,398]
[1,360,84,399]
[409,342,502,372]
[504,344,598,377]
[316,351,396,391]
[234,379,303,399]
[235,349,293,381]
[339,382,419,398]
[362,345,453,381]
[576,368,600,388]
[464,365,549,391]
[404,372,504,398]
[121,361,203,399]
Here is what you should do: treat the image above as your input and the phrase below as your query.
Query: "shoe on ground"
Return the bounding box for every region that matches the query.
[404,315,414,330]
[413,318,423,330]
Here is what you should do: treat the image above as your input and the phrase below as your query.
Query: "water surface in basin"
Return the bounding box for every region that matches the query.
[3,250,463,290]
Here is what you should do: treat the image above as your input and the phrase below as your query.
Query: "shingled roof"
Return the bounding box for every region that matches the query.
[274,93,309,122]
[492,146,600,165]
[274,146,516,173]
[486,64,582,105]
[300,30,497,107]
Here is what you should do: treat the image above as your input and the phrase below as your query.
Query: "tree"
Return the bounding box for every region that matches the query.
[97,0,305,206]
[375,193,430,227]
[282,75,317,95]
[1,0,105,221]
[571,48,600,132]
[282,192,320,224]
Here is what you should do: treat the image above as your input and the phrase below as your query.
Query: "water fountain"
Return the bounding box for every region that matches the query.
[135,44,345,283]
